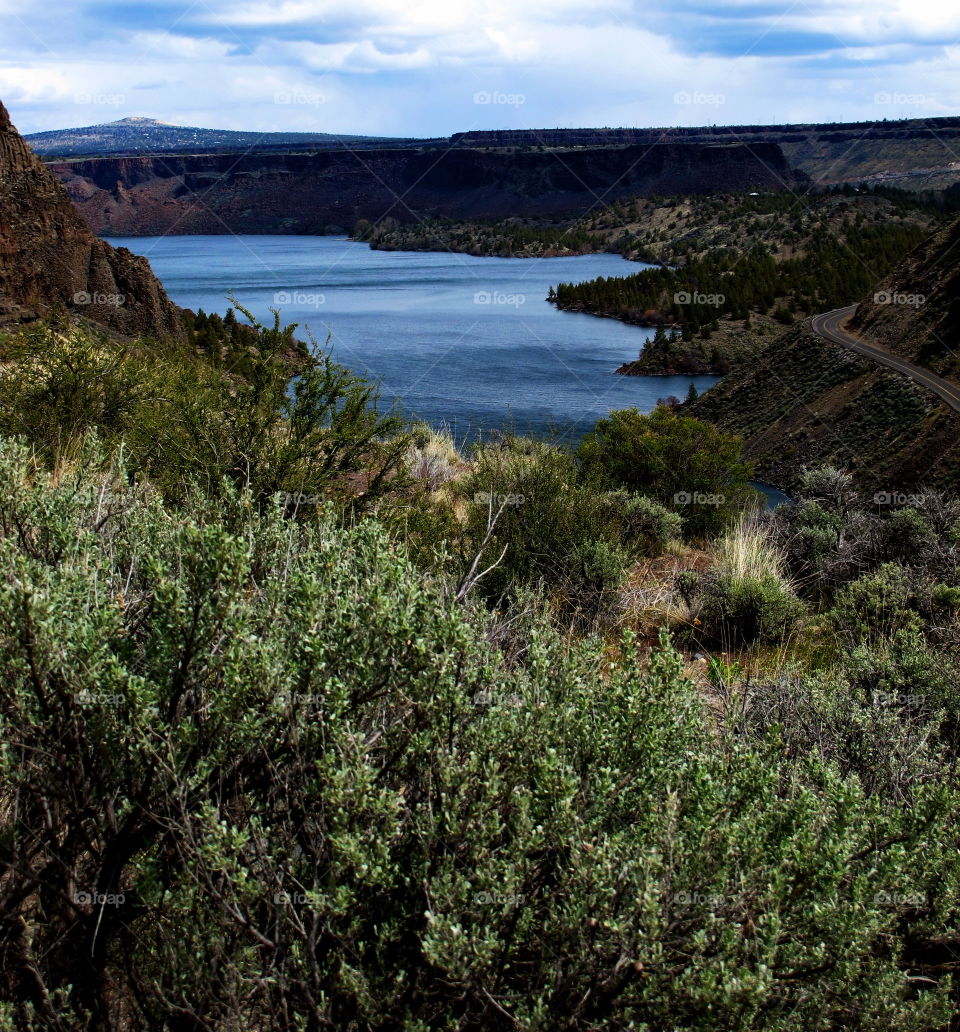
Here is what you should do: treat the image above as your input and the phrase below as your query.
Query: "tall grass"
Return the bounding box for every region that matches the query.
[714,518,793,589]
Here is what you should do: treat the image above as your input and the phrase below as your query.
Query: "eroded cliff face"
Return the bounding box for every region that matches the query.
[0,100,184,340]
[49,141,808,237]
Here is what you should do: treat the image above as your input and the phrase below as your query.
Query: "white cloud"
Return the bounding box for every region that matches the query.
[129,31,234,60]
[1,0,958,135]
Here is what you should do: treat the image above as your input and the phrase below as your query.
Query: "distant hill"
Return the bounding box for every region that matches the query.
[25,116,416,158]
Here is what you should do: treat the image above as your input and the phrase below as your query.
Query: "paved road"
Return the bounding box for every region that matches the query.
[810,304,960,414]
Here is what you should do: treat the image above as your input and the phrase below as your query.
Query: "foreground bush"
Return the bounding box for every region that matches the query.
[0,441,958,1030]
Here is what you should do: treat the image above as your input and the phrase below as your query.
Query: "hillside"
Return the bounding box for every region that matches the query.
[0,102,184,340]
[452,119,960,189]
[690,216,960,492]
[544,189,942,374]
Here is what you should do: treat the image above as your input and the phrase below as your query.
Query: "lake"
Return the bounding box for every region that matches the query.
[107,235,719,444]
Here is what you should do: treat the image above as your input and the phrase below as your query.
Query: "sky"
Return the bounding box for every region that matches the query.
[1,0,960,136]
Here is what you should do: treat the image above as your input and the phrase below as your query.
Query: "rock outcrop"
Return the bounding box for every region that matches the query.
[47,142,808,238]
[0,99,184,340]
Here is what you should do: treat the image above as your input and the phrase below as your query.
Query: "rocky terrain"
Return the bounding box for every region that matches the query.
[47,140,804,237]
[23,115,960,240]
[847,217,960,378]
[454,120,960,190]
[0,102,184,340]
[690,215,960,492]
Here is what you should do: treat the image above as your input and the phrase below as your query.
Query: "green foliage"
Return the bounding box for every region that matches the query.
[0,323,143,465]
[459,437,677,626]
[768,471,960,645]
[0,310,410,516]
[355,215,597,257]
[577,405,757,536]
[0,441,957,1030]
[831,563,924,643]
[706,654,744,688]
[550,211,931,332]
[686,523,805,646]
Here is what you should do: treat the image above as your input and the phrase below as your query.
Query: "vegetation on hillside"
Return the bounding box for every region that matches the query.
[355,186,952,375]
[2,316,960,1030]
[551,218,931,372]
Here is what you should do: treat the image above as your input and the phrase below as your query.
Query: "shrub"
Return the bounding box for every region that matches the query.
[831,563,923,643]
[0,323,143,466]
[460,437,678,626]
[688,521,805,645]
[577,405,757,536]
[134,304,411,513]
[0,312,411,517]
[598,489,683,552]
[2,442,959,1030]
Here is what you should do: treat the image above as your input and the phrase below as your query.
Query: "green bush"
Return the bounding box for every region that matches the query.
[831,563,923,643]
[0,313,410,517]
[1,440,956,1030]
[460,436,678,626]
[577,405,757,536]
[0,323,143,465]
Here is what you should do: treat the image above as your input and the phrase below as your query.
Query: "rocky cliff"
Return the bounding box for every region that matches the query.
[0,100,184,340]
[48,141,807,237]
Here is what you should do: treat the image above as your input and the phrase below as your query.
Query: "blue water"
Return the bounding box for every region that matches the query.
[108,235,719,443]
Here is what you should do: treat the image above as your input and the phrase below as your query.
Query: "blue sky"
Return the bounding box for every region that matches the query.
[2,0,959,135]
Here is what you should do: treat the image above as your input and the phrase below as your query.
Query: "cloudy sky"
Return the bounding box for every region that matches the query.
[2,0,959,136]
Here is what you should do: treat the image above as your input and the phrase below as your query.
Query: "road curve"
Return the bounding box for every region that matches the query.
[810,305,960,414]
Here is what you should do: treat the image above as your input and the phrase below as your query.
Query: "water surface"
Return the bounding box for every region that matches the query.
[109,234,719,443]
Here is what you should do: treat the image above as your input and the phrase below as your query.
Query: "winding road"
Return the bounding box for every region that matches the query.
[810,304,960,414]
